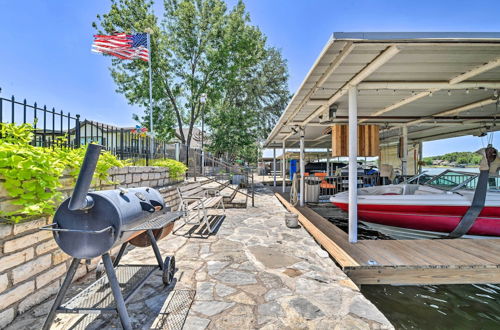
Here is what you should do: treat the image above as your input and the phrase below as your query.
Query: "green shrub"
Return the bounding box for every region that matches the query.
[0,123,125,223]
[152,159,187,181]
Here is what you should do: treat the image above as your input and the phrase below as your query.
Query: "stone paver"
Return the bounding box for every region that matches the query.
[6,185,393,329]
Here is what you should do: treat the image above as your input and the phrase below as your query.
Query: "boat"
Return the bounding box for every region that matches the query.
[330,170,500,239]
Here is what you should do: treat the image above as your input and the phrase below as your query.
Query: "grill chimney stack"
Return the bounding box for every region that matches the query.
[68,144,103,211]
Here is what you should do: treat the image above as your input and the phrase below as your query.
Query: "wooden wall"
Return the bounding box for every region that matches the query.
[331,125,380,157]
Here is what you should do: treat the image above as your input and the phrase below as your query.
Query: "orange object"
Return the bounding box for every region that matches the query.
[320,180,335,189]
[314,172,327,178]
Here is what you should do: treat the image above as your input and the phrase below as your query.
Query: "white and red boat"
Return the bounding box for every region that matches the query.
[330,173,500,239]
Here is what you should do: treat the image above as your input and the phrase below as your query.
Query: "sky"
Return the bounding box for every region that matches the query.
[1,0,500,157]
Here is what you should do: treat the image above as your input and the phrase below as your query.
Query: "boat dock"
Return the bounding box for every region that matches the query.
[275,192,500,286]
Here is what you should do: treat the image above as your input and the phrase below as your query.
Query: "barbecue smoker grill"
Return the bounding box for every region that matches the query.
[41,144,182,330]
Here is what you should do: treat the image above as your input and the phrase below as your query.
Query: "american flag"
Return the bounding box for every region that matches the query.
[92,33,149,62]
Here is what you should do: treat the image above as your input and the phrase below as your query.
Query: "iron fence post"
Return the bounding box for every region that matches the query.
[33,102,37,146]
[120,128,124,160]
[0,95,3,124]
[52,107,55,148]
[67,112,70,148]
[75,114,81,148]
[11,95,14,123]
[23,99,27,124]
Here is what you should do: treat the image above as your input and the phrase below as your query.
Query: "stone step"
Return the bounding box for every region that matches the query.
[224,189,248,208]
[220,185,239,203]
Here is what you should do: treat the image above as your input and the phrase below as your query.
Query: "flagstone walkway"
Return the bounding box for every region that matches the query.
[7,185,392,329]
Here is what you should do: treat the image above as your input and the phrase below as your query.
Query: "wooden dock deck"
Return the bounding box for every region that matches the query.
[275,192,500,286]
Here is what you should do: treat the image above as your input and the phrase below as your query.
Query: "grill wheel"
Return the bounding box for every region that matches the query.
[162,256,176,285]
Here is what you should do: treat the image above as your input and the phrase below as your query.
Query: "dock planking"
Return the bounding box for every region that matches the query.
[275,192,500,286]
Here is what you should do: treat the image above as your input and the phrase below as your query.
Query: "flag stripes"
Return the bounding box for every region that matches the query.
[92,33,149,62]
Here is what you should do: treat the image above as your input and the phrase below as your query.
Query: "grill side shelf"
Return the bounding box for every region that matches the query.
[124,212,183,231]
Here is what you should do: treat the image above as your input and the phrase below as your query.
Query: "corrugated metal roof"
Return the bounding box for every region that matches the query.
[265,32,500,149]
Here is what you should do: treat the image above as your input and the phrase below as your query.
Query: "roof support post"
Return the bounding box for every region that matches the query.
[273,148,277,187]
[282,140,286,193]
[326,148,330,175]
[299,127,305,207]
[348,86,358,243]
[401,125,408,176]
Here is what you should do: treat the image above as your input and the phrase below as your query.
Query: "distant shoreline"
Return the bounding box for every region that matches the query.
[423,165,479,168]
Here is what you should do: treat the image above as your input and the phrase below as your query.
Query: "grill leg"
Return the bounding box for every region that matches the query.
[102,253,132,330]
[147,229,163,270]
[42,258,81,330]
[113,242,128,267]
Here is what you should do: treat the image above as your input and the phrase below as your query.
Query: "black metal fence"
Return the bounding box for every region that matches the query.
[0,93,254,194]
[0,93,177,163]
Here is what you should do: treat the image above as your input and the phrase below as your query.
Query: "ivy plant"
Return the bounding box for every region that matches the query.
[152,159,187,181]
[0,123,125,223]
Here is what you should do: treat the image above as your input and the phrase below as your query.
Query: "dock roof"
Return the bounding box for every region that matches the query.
[265,32,500,148]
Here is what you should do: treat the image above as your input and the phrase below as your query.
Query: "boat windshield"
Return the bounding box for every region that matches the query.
[407,170,500,191]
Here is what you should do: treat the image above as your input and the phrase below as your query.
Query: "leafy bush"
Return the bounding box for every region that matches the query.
[0,123,125,223]
[152,159,187,181]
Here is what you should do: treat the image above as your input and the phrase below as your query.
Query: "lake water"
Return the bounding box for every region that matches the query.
[422,167,479,175]
[319,211,500,329]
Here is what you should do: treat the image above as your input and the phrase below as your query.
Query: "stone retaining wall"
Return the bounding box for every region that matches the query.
[0,166,182,328]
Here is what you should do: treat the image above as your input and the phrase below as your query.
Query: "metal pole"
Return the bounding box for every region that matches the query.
[251,171,255,207]
[418,141,423,174]
[326,148,330,175]
[202,104,205,176]
[402,124,408,176]
[102,253,132,330]
[273,148,277,187]
[147,33,154,158]
[299,127,305,207]
[175,142,180,161]
[282,140,286,193]
[42,258,81,330]
[348,86,358,243]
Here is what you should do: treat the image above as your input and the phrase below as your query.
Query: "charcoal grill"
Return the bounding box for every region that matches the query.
[41,144,182,330]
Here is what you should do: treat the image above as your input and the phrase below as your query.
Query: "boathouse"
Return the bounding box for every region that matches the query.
[265,32,500,285]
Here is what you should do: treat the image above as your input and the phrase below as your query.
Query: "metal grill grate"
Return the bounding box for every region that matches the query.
[61,265,157,311]
[151,290,196,330]
[125,212,183,231]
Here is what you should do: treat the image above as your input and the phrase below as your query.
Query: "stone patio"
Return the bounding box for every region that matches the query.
[6,185,392,329]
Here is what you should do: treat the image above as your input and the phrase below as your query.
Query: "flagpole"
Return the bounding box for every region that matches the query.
[147,32,154,158]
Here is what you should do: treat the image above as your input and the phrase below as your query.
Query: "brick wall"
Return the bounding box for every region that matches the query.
[0,166,182,328]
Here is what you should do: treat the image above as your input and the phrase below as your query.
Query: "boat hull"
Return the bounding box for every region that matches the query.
[331,201,500,237]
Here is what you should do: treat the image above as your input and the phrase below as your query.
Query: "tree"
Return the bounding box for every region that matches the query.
[92,0,289,158]
[207,46,290,163]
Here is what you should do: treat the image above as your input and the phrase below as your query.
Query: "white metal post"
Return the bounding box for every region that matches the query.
[147,33,154,157]
[402,125,408,176]
[175,143,180,161]
[273,148,277,187]
[348,86,358,243]
[299,127,305,207]
[326,148,330,175]
[282,140,286,193]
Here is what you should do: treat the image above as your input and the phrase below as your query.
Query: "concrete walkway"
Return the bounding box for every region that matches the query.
[7,186,392,329]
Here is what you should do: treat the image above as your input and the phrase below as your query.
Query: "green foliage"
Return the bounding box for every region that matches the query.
[421,152,482,166]
[93,0,290,158]
[0,123,125,223]
[152,159,187,181]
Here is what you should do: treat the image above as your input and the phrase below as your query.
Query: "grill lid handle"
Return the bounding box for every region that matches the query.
[68,144,103,211]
